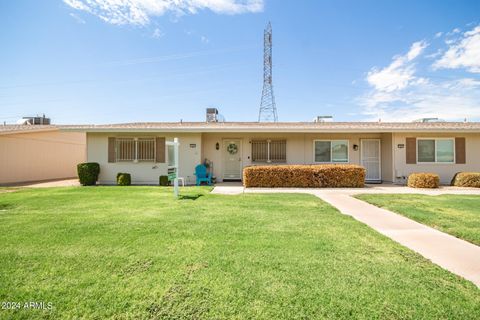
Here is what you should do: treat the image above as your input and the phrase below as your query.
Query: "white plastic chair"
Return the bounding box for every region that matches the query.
[177,177,185,187]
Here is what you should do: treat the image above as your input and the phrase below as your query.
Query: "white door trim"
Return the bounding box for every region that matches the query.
[222,139,243,180]
[361,139,382,182]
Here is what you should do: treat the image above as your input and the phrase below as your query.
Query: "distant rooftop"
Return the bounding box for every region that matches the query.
[0,124,82,135]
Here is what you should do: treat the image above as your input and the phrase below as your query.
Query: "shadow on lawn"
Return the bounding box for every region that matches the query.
[0,203,16,211]
[178,194,204,201]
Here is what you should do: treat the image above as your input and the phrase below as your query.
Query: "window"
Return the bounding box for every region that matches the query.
[116,138,136,161]
[417,138,454,163]
[137,138,156,161]
[167,144,175,167]
[437,140,454,163]
[314,140,349,163]
[251,140,286,163]
[116,137,155,162]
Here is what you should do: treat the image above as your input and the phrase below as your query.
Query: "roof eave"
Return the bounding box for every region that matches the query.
[0,128,59,135]
[60,127,480,133]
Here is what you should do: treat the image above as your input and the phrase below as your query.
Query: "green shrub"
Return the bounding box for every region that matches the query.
[451,172,480,188]
[77,162,100,186]
[116,173,131,186]
[243,164,365,188]
[159,175,170,186]
[407,173,439,188]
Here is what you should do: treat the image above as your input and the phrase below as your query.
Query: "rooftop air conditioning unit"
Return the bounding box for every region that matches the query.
[206,108,219,123]
[413,118,445,123]
[313,115,333,123]
[17,114,51,125]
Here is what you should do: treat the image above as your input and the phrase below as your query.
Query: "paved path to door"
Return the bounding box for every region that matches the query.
[317,193,480,287]
[212,184,480,287]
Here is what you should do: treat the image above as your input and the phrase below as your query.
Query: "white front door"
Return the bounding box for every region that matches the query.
[223,140,242,180]
[361,139,381,182]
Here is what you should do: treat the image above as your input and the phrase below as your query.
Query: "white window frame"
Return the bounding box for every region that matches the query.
[416,138,455,164]
[313,140,350,163]
[116,136,156,163]
[251,139,287,163]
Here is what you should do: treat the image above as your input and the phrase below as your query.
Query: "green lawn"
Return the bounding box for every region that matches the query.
[0,187,479,319]
[356,194,480,246]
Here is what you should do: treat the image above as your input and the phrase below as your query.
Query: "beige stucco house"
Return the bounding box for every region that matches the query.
[0,125,86,184]
[63,121,480,185]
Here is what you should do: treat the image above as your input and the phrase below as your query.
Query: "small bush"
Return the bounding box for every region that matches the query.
[451,172,480,188]
[407,173,439,188]
[243,164,365,188]
[159,175,170,186]
[116,173,131,186]
[77,162,100,186]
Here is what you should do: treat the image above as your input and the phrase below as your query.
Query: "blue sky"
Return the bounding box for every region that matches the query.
[1,0,479,124]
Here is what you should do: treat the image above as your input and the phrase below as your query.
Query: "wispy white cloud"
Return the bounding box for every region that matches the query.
[360,79,480,121]
[64,0,91,11]
[451,27,461,34]
[152,28,164,39]
[360,25,480,121]
[434,25,480,73]
[406,40,428,60]
[200,35,210,44]
[69,12,86,24]
[366,41,427,93]
[63,0,264,26]
[101,47,250,66]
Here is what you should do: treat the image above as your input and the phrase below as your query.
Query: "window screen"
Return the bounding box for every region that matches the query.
[315,140,349,163]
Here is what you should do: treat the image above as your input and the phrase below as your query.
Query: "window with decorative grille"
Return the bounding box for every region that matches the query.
[251,140,286,163]
[116,138,155,162]
[116,138,135,161]
[137,138,156,161]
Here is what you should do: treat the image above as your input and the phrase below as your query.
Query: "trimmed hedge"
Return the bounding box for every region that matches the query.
[116,173,131,186]
[243,164,365,188]
[77,162,100,186]
[407,173,440,189]
[451,172,480,188]
[159,175,170,186]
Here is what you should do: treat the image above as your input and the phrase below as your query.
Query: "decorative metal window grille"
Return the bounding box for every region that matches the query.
[116,138,135,161]
[137,138,156,161]
[252,140,286,163]
[116,138,155,162]
[269,140,287,162]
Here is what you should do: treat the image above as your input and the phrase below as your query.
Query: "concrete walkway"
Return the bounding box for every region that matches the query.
[318,193,480,287]
[212,183,480,287]
[1,178,80,188]
[212,182,480,196]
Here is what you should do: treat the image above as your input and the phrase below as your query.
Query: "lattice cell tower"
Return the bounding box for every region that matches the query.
[258,22,278,122]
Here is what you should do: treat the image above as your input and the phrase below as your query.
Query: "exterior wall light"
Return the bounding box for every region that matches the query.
[215,142,220,150]
[353,144,359,151]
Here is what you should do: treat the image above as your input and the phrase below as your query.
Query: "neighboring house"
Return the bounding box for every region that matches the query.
[0,125,86,184]
[63,120,480,185]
